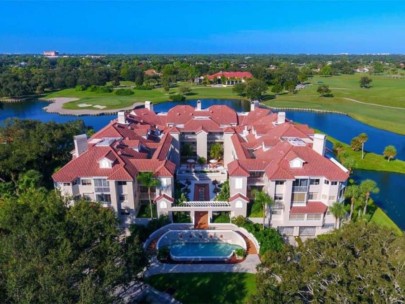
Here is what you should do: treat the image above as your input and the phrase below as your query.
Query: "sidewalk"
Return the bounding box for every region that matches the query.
[144,254,260,277]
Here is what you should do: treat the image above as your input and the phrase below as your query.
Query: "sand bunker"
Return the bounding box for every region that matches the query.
[93,105,106,109]
[77,103,92,108]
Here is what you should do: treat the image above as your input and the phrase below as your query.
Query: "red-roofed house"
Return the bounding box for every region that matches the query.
[53,100,349,236]
[207,71,253,86]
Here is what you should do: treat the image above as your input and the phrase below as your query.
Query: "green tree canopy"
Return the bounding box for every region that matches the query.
[245,79,268,100]
[137,172,160,219]
[253,222,405,303]
[209,143,223,160]
[360,179,379,216]
[383,145,397,161]
[316,84,332,97]
[329,201,346,228]
[232,83,247,96]
[0,119,90,187]
[0,189,148,303]
[360,76,373,88]
[253,190,274,228]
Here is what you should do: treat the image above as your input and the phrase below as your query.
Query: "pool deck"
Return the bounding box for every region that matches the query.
[144,254,260,277]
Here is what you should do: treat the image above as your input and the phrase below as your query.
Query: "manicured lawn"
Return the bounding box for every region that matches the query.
[371,207,403,236]
[266,74,405,135]
[322,131,405,174]
[45,84,242,110]
[146,273,257,304]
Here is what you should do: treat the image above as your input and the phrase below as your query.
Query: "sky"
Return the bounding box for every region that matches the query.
[1,0,405,54]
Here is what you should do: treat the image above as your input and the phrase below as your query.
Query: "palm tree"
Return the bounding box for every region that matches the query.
[253,190,274,228]
[344,183,361,220]
[329,202,346,229]
[360,179,379,216]
[137,172,160,219]
[383,145,397,162]
[358,133,368,159]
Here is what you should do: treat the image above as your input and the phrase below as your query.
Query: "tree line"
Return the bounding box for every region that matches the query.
[1,54,405,97]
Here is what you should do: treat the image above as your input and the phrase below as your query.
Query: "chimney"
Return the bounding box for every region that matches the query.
[250,100,259,111]
[313,133,326,156]
[277,112,286,124]
[145,101,153,112]
[196,100,202,111]
[117,111,127,124]
[73,134,88,158]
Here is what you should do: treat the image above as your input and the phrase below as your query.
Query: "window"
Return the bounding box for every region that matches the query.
[94,179,110,192]
[310,179,320,185]
[118,181,127,186]
[292,192,306,203]
[274,194,283,202]
[250,171,264,178]
[235,200,243,208]
[72,179,79,185]
[331,181,338,185]
[278,226,294,236]
[329,195,336,201]
[119,194,128,202]
[293,179,309,187]
[324,179,330,185]
[322,194,328,199]
[272,210,282,215]
[299,226,316,236]
[275,180,285,185]
[308,192,318,200]
[81,179,92,186]
[96,194,111,203]
[289,214,305,220]
[63,183,70,186]
[235,178,243,190]
[307,214,322,220]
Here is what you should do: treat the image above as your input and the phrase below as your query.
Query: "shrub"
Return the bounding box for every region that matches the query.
[75,85,87,91]
[115,89,134,96]
[87,85,113,93]
[231,216,284,255]
[235,248,246,258]
[129,215,170,242]
[169,94,185,101]
[136,85,153,90]
[157,247,170,260]
[197,157,206,165]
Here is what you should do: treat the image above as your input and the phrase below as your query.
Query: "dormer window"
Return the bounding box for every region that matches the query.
[99,158,113,169]
[289,157,305,168]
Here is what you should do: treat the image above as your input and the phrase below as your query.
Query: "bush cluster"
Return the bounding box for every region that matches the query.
[115,88,134,96]
[232,216,284,255]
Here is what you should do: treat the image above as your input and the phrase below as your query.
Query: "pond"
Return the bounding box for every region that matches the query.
[1,99,404,230]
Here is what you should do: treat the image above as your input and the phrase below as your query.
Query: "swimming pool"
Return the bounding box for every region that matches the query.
[157,230,247,262]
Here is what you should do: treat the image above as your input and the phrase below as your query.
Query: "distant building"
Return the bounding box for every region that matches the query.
[43,51,59,57]
[207,71,253,86]
[355,67,370,73]
[144,69,161,77]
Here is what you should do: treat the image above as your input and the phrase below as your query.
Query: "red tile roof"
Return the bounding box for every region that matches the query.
[229,193,250,202]
[207,71,253,80]
[290,202,328,214]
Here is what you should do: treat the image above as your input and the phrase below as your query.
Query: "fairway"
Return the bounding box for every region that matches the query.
[45,74,405,134]
[146,273,257,304]
[266,74,405,135]
[45,85,242,110]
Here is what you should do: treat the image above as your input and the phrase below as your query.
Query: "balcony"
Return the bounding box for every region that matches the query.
[180,134,196,141]
[95,187,110,193]
[248,177,265,185]
[208,134,224,141]
[292,186,308,193]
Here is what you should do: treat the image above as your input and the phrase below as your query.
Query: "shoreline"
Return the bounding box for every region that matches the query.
[42,97,145,116]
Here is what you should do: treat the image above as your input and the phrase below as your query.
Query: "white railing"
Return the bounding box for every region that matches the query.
[292,186,308,192]
[178,201,230,207]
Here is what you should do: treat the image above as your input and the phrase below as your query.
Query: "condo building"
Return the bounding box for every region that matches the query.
[53,100,349,237]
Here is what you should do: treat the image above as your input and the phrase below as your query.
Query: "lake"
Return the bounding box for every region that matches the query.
[1,99,404,229]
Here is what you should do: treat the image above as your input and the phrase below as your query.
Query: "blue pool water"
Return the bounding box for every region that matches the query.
[169,242,243,259]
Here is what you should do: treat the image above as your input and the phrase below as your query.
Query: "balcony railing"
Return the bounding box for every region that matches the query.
[292,186,309,192]
[175,201,230,208]
[248,177,264,184]
[95,187,110,193]
[180,134,196,140]
[208,134,224,141]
